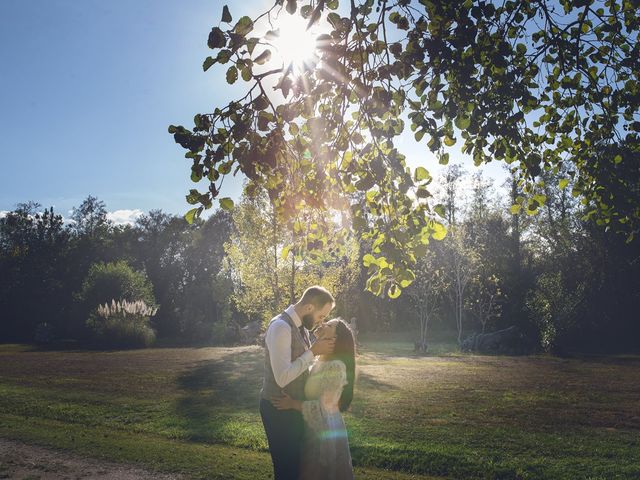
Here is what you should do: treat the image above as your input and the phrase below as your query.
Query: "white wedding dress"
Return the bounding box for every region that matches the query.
[300,359,354,480]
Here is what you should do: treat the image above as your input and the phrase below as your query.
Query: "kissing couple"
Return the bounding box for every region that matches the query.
[259,286,356,480]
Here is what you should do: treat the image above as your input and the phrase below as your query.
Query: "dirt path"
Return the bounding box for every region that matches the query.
[0,438,185,480]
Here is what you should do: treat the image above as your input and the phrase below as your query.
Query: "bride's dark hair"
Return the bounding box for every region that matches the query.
[327,318,356,412]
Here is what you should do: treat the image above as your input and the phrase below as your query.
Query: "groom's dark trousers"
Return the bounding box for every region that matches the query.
[260,398,304,480]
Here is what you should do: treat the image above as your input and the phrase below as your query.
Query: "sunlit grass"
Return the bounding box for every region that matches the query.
[1,340,639,479]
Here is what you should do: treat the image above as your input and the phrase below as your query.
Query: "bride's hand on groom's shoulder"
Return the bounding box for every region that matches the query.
[271,392,302,411]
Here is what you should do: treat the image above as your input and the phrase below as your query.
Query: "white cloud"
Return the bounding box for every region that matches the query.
[0,211,8,219]
[106,209,144,226]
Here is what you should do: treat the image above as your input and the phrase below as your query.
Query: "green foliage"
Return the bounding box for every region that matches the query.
[76,260,157,323]
[170,0,640,295]
[226,188,359,325]
[526,272,585,353]
[70,195,110,237]
[0,203,71,341]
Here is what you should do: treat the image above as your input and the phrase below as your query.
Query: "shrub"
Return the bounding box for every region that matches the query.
[77,260,156,309]
[75,260,157,338]
[525,272,585,353]
[86,299,157,348]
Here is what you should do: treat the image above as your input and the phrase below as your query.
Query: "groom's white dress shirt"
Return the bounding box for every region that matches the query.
[265,305,314,388]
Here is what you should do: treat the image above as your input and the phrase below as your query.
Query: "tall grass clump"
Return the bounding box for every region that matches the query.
[86,299,158,348]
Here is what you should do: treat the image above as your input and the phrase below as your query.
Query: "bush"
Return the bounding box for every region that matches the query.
[75,260,157,336]
[525,272,585,353]
[77,260,156,308]
[86,299,157,348]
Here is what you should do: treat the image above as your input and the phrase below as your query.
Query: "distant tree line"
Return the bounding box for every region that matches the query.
[1,165,638,353]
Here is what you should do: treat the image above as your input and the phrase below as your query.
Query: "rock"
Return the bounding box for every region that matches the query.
[239,320,263,345]
[462,325,528,355]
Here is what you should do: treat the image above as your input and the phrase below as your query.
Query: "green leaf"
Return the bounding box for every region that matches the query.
[307,4,322,28]
[434,204,446,218]
[363,253,377,267]
[614,154,622,164]
[184,208,199,225]
[366,274,384,296]
[186,189,200,205]
[221,5,232,23]
[327,12,340,28]
[455,115,471,130]
[207,27,226,49]
[234,16,254,36]
[431,222,447,240]
[216,49,232,64]
[444,135,456,146]
[254,49,272,65]
[219,197,234,210]
[388,283,401,299]
[533,194,547,205]
[559,178,569,190]
[253,95,269,110]
[415,166,430,181]
[510,204,522,215]
[226,66,238,84]
[203,56,215,72]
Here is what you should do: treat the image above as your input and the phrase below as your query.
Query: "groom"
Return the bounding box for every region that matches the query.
[260,286,336,480]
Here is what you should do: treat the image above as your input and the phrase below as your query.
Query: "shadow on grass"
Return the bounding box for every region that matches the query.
[172,348,398,449]
[174,347,266,445]
[356,371,396,393]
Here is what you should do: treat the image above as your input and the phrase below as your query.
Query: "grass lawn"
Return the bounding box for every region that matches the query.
[0,339,638,479]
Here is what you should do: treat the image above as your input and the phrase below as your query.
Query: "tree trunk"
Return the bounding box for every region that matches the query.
[510,176,521,268]
[271,206,280,311]
[289,252,296,304]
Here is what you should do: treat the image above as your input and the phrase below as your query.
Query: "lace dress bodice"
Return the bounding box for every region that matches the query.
[300,359,353,480]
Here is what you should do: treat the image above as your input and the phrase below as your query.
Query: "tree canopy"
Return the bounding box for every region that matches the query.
[170,0,639,297]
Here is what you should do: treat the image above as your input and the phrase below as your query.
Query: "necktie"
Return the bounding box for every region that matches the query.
[299,325,310,348]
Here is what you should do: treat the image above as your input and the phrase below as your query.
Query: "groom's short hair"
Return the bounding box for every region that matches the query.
[300,286,335,309]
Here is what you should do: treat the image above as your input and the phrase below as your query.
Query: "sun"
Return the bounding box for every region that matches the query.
[270,13,320,74]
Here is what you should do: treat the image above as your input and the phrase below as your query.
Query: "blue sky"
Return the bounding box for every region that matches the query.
[0,0,507,224]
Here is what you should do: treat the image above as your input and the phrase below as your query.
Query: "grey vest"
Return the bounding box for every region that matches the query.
[260,311,310,401]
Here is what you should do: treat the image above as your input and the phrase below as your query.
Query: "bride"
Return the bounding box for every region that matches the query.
[271,317,356,480]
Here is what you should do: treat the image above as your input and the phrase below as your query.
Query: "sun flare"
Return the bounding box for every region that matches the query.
[271,13,320,73]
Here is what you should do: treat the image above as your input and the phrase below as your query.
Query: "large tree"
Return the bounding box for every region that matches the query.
[0,203,71,341]
[226,188,358,325]
[170,0,639,296]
